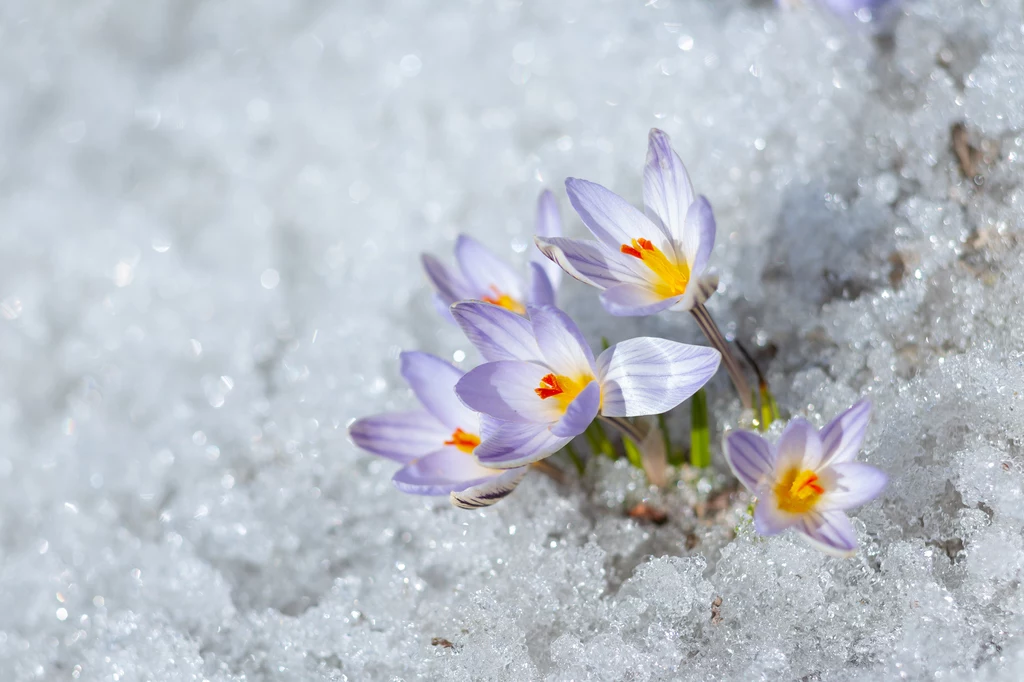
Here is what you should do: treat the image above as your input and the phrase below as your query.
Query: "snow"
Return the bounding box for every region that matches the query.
[2,0,1024,679]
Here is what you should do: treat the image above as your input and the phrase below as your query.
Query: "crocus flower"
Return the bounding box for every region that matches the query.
[422,190,562,320]
[536,129,719,317]
[723,401,888,557]
[348,351,527,509]
[450,301,721,468]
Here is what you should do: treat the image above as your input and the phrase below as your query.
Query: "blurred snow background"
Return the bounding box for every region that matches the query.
[2,0,1024,679]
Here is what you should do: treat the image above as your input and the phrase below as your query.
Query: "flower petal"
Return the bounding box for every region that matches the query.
[550,380,600,438]
[348,410,449,463]
[422,253,474,308]
[532,190,563,289]
[450,466,529,509]
[596,338,720,417]
[565,177,669,252]
[600,282,684,317]
[432,293,457,324]
[528,305,596,376]
[754,495,801,535]
[818,400,872,468]
[817,462,888,511]
[643,129,695,242]
[535,237,649,289]
[450,301,543,363]
[527,262,557,308]
[454,235,525,301]
[474,421,571,468]
[682,196,716,275]
[455,360,562,424]
[797,511,858,558]
[776,418,824,473]
[724,429,777,495]
[392,448,501,496]
[400,351,476,431]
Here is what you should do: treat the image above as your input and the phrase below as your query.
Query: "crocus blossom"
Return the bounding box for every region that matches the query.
[450,301,721,468]
[423,190,562,320]
[536,129,719,317]
[348,351,527,509]
[723,401,888,557]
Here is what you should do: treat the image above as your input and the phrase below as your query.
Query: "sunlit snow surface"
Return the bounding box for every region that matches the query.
[3,0,1024,679]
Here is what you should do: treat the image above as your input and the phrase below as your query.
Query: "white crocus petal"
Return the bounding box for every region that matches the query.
[681,196,715,276]
[455,361,564,424]
[775,418,823,473]
[450,301,543,363]
[724,429,777,495]
[528,305,596,377]
[565,177,671,253]
[535,236,649,290]
[532,190,564,289]
[642,128,695,244]
[454,234,525,302]
[816,462,888,511]
[597,338,720,417]
[754,494,802,535]
[797,511,858,558]
[818,399,872,468]
[450,467,529,509]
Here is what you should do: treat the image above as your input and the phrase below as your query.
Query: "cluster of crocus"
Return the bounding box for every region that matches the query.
[349,130,887,556]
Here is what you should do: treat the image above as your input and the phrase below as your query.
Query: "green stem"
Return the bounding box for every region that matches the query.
[590,419,617,459]
[690,388,711,468]
[564,441,585,476]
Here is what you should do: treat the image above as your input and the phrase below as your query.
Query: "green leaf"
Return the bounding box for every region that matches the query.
[690,388,711,468]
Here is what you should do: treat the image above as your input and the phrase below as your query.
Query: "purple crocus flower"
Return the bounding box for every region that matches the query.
[723,401,888,557]
[450,301,721,468]
[422,190,562,320]
[536,129,719,317]
[348,351,527,509]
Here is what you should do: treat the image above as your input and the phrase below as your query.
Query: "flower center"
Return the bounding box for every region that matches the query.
[481,286,526,315]
[773,468,825,514]
[534,373,590,411]
[620,238,690,297]
[444,428,481,454]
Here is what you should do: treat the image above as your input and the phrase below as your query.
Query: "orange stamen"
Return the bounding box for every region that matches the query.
[618,237,690,298]
[535,373,564,400]
[481,286,526,315]
[774,468,826,514]
[444,428,481,454]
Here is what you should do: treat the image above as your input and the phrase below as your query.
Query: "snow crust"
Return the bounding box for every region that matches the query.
[2,0,1024,679]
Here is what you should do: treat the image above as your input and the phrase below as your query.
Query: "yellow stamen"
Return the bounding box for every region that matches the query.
[534,373,591,411]
[482,286,526,315]
[444,428,481,454]
[773,468,825,514]
[619,238,690,298]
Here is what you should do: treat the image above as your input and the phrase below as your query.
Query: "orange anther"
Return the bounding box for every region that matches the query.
[444,428,481,454]
[535,373,564,400]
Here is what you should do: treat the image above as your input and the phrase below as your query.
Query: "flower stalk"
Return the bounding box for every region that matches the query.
[690,302,752,410]
[690,388,711,468]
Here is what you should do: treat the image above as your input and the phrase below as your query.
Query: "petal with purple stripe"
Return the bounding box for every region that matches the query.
[454,235,525,303]
[348,410,449,463]
[600,282,684,317]
[797,510,859,558]
[392,448,500,496]
[643,129,695,242]
[724,430,777,495]
[682,196,716,275]
[535,237,649,289]
[776,418,823,473]
[596,338,720,417]
[399,351,476,431]
[528,305,596,376]
[455,360,562,424]
[565,177,670,252]
[527,262,557,308]
[450,301,543,363]
[422,253,474,308]
[818,400,872,468]
[754,495,801,535]
[473,421,571,468]
[550,380,600,438]
[450,466,529,509]
[532,190,564,289]
[817,462,887,511]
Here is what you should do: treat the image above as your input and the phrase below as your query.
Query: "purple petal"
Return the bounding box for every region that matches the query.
[392,448,501,496]
[348,410,449,464]
[724,430,777,495]
[776,418,824,473]
[600,283,684,317]
[818,462,888,511]
[565,177,670,253]
[528,305,596,376]
[819,400,871,468]
[550,380,600,438]
[527,262,557,308]
[450,466,529,509]
[535,237,649,289]
[797,511,858,558]
[596,338,720,417]
[643,129,695,242]
[422,253,473,308]
[754,496,800,535]
[432,293,457,325]
[450,301,543,363]
[532,190,564,289]
[455,360,562,424]
[474,421,571,468]
[682,196,716,275]
[454,235,525,302]
[400,351,476,431]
